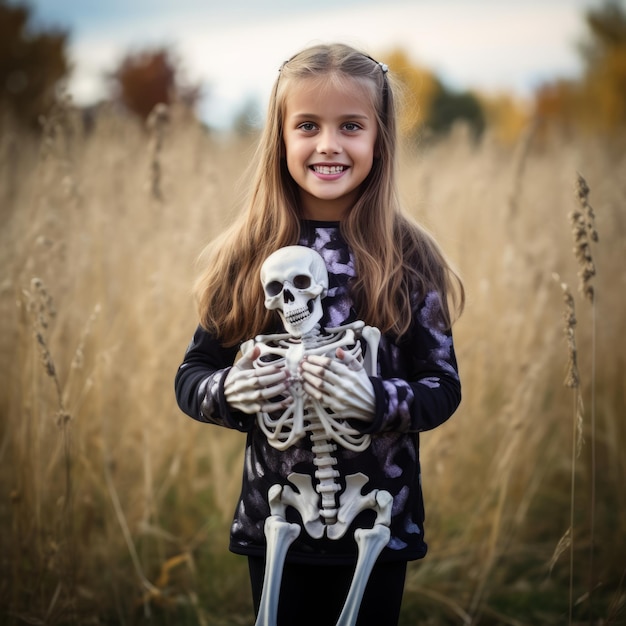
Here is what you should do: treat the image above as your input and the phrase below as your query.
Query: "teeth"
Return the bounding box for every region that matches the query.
[285,306,310,325]
[313,165,345,175]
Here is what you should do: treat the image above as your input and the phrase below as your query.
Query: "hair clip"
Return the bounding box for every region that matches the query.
[379,62,389,74]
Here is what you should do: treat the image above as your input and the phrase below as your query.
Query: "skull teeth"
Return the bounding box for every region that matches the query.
[285,306,310,326]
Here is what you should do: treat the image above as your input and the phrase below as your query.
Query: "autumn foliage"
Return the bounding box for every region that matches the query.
[385,48,485,141]
[534,0,626,135]
[0,0,68,127]
[110,48,201,120]
[386,2,626,143]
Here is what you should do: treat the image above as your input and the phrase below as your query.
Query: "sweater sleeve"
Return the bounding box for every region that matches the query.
[364,291,461,434]
[174,325,255,432]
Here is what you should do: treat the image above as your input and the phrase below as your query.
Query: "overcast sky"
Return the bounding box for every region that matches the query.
[30,0,598,129]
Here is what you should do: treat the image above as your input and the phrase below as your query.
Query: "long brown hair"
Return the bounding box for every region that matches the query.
[195,43,464,346]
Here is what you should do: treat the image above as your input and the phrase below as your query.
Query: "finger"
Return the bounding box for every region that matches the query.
[226,397,260,414]
[227,369,260,391]
[302,380,325,401]
[300,358,331,380]
[225,372,262,401]
[326,396,374,418]
[334,349,363,372]
[256,370,288,389]
[259,396,293,413]
[227,378,288,403]
[322,366,352,387]
[303,354,362,379]
[257,379,290,399]
[235,345,261,370]
[244,344,261,360]
[302,364,358,397]
[300,369,325,392]
[224,376,250,398]
[309,364,355,393]
[302,355,333,369]
[227,361,282,392]
[228,391,292,414]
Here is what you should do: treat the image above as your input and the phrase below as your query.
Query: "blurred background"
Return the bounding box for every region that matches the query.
[4,0,626,138]
[0,0,625,624]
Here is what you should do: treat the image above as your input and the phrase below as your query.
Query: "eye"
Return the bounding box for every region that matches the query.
[342,122,363,132]
[265,281,283,296]
[297,122,317,132]
[293,275,312,289]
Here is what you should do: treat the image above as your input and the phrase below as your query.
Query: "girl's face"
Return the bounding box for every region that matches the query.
[282,77,378,221]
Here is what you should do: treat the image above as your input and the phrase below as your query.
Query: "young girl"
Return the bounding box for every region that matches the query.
[175,43,464,626]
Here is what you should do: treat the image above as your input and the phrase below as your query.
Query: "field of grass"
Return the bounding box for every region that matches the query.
[0,102,624,625]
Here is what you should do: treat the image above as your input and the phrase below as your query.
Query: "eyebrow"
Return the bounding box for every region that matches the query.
[289,112,371,121]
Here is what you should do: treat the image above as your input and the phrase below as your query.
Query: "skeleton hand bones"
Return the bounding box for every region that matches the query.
[300,347,375,422]
[224,343,292,414]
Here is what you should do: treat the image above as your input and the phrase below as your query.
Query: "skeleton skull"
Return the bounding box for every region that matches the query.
[260,246,328,337]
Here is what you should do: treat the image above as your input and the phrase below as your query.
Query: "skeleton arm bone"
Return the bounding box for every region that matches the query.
[299,348,375,422]
[224,344,291,414]
[322,323,380,377]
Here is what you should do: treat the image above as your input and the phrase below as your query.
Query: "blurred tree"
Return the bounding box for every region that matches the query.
[428,86,485,139]
[110,47,202,121]
[385,47,485,141]
[384,49,439,138]
[0,0,69,127]
[578,0,626,130]
[479,93,529,144]
[533,0,626,133]
[533,79,580,134]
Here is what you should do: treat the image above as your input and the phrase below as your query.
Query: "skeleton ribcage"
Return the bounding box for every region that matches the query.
[252,329,371,453]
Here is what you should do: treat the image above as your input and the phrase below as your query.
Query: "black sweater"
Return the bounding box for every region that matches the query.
[175,221,461,564]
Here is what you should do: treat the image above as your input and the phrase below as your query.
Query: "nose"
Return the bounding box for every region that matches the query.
[283,289,294,303]
[316,127,341,155]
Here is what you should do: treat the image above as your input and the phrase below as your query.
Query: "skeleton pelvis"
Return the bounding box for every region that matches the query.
[269,471,387,541]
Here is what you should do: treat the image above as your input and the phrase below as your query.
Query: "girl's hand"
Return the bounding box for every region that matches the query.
[225,345,290,414]
[299,348,375,422]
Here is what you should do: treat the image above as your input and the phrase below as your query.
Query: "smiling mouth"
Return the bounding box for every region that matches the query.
[311,165,347,175]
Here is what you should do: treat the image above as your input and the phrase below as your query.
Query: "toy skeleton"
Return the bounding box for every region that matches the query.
[226,246,392,626]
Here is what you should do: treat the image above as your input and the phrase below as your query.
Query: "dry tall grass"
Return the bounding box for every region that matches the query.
[1,103,624,625]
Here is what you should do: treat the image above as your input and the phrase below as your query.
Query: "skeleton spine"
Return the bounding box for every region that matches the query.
[309,421,340,524]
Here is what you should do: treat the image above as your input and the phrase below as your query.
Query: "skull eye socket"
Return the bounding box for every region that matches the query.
[293,275,311,290]
[266,281,283,297]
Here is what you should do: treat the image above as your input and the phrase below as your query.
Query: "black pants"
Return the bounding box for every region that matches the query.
[248,556,407,626]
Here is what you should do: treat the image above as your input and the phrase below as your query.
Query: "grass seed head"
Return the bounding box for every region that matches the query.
[556,277,580,389]
[571,173,598,302]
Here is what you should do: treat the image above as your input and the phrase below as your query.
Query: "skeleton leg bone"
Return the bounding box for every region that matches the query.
[254,485,302,626]
[335,490,393,626]
[335,523,392,626]
[258,482,392,626]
